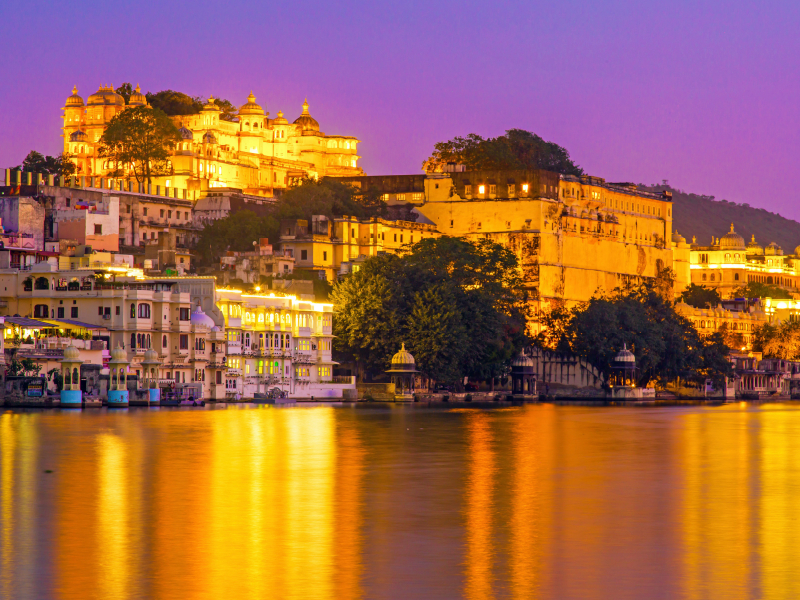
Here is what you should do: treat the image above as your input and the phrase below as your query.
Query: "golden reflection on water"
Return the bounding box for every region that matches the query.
[464,412,497,600]
[7,405,800,599]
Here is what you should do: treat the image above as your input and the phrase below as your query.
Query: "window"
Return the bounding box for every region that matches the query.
[168,211,172,218]
[143,207,148,216]
[318,366,331,378]
[735,273,740,281]
[323,251,328,261]
[522,184,529,193]
[163,335,168,348]
[489,184,496,194]
[94,224,102,235]
[394,234,397,242]
[352,228,356,237]
[34,304,48,318]
[465,185,472,196]
[301,250,308,260]
[180,335,188,349]
[179,308,190,321]
[71,307,78,318]
[508,184,515,195]
[478,185,485,194]
[138,303,150,318]
[116,306,120,316]
[57,307,64,318]
[160,209,165,218]
[130,303,136,318]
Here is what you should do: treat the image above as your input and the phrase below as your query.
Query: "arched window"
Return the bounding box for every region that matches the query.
[735,273,739,281]
[702,274,707,281]
[710,274,715,281]
[147,334,151,348]
[131,333,136,348]
[163,335,168,348]
[130,303,136,318]
[138,303,150,318]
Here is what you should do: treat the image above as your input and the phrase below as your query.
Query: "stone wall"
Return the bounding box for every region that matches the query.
[528,346,605,389]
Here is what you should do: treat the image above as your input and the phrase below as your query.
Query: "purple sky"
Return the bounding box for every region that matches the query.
[2,0,799,218]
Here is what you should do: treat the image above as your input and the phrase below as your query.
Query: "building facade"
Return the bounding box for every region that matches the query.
[689,225,800,297]
[62,85,363,196]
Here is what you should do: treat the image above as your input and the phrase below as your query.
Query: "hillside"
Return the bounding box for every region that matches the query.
[641,185,800,252]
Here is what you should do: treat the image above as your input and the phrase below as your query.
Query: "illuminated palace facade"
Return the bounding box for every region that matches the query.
[688,225,800,298]
[61,84,363,196]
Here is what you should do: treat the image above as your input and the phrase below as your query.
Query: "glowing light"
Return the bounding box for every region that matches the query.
[478,185,485,194]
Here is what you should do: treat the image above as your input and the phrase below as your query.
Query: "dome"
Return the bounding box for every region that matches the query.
[293,99,320,131]
[389,343,415,370]
[746,234,763,255]
[143,348,159,362]
[203,96,219,111]
[191,304,216,329]
[178,126,193,140]
[211,326,220,332]
[511,352,534,368]
[613,344,636,365]
[87,84,124,106]
[719,224,745,250]
[65,85,84,107]
[69,130,88,142]
[110,344,128,363]
[273,110,288,125]
[128,83,146,106]
[239,91,264,116]
[202,131,217,144]
[765,242,783,256]
[62,344,81,361]
[671,230,686,244]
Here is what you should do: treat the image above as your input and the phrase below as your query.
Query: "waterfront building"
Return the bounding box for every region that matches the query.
[688,224,800,297]
[216,288,353,399]
[386,343,417,401]
[279,215,441,281]
[674,299,768,350]
[61,85,363,196]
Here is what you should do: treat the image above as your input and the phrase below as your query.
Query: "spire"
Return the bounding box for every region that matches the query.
[72,85,78,94]
[730,223,735,233]
[301,98,309,114]
[135,83,141,92]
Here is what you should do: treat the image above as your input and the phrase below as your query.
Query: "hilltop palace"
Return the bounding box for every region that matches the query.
[61,85,363,196]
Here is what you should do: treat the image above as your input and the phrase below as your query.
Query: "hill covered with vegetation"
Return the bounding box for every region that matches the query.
[641,184,800,252]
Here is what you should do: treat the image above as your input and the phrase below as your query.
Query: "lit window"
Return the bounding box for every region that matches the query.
[479,185,485,194]
[522,184,529,192]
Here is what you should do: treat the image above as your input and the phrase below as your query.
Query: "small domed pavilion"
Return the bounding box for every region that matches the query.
[386,343,417,401]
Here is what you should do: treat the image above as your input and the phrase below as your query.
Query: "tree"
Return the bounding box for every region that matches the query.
[196,210,280,267]
[732,280,793,300]
[97,106,180,184]
[753,321,800,359]
[145,90,204,115]
[331,237,528,383]
[535,279,732,388]
[213,98,238,121]
[423,129,583,175]
[14,150,75,177]
[274,178,385,224]
[679,283,721,308]
[115,83,134,103]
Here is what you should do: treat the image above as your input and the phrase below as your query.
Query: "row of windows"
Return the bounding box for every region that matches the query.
[34,305,78,318]
[142,208,191,220]
[464,183,531,196]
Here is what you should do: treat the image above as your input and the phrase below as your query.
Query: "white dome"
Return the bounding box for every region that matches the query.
[191,304,215,329]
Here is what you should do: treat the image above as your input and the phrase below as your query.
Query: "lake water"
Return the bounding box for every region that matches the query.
[1,403,800,599]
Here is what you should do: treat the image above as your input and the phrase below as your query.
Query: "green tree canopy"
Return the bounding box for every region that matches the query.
[423,129,583,175]
[679,283,722,308]
[732,280,793,300]
[97,106,180,184]
[196,210,280,267]
[14,150,75,177]
[273,178,385,223]
[536,279,733,388]
[115,83,134,103]
[753,321,800,359]
[331,236,528,382]
[145,90,203,115]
